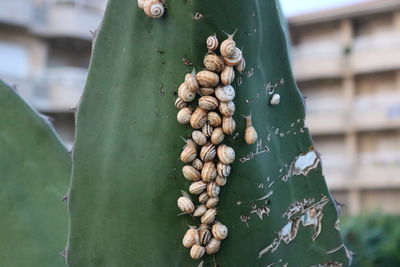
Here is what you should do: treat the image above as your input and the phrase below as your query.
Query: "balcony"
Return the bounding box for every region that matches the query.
[0,0,33,28]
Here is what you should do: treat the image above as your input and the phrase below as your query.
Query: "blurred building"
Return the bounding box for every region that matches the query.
[0,0,106,147]
[289,0,400,215]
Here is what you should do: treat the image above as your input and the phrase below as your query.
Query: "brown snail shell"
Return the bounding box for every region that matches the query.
[220,37,236,58]
[175,97,187,109]
[205,238,221,254]
[206,197,219,208]
[210,127,225,145]
[177,196,195,214]
[190,108,207,129]
[185,73,199,92]
[189,181,207,195]
[215,85,235,102]
[196,70,219,87]
[203,53,225,73]
[180,143,197,163]
[206,35,219,51]
[201,208,217,224]
[217,144,235,164]
[235,57,246,73]
[219,101,235,117]
[202,123,213,137]
[198,228,212,246]
[217,162,231,177]
[182,165,201,181]
[212,223,228,240]
[221,65,235,85]
[207,182,220,198]
[200,143,216,162]
[192,130,207,146]
[215,175,227,187]
[193,205,207,217]
[243,115,257,145]
[178,82,195,102]
[201,161,217,182]
[199,87,215,96]
[207,112,222,127]
[183,227,199,248]
[143,0,165,18]
[199,192,210,204]
[177,107,192,124]
[192,158,203,170]
[222,116,236,135]
[198,96,219,111]
[190,244,205,260]
[223,47,243,66]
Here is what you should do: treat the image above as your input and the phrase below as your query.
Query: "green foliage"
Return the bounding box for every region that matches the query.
[342,213,400,267]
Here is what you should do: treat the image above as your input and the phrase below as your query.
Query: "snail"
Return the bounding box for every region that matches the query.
[215,175,227,187]
[180,143,197,163]
[199,87,215,96]
[207,112,222,127]
[200,143,216,162]
[243,114,257,144]
[220,33,236,58]
[190,108,207,129]
[222,116,236,135]
[212,223,228,240]
[193,205,207,217]
[203,53,225,73]
[217,144,235,164]
[223,47,243,66]
[235,57,246,73]
[205,238,221,254]
[143,0,165,19]
[178,82,195,102]
[182,165,201,181]
[196,70,219,87]
[206,35,219,51]
[217,162,231,177]
[137,0,146,9]
[192,158,204,170]
[190,244,205,259]
[207,182,220,198]
[215,85,235,102]
[175,97,187,109]
[176,107,192,124]
[198,96,219,111]
[177,196,195,214]
[201,208,217,224]
[206,197,219,208]
[198,192,210,204]
[221,65,235,85]
[192,131,207,146]
[201,161,217,182]
[185,72,199,92]
[202,123,214,137]
[219,101,235,117]
[270,93,280,105]
[210,127,225,145]
[183,227,199,248]
[189,181,207,195]
[198,225,212,246]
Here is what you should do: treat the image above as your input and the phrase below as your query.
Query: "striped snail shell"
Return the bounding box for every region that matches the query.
[217,144,235,164]
[182,165,201,181]
[183,138,197,149]
[219,101,235,117]
[177,107,192,124]
[201,161,217,182]
[206,35,219,51]
[175,97,187,109]
[210,127,225,145]
[192,158,203,170]
[185,73,199,92]
[220,36,236,58]
[243,115,257,145]
[221,65,235,85]
[137,0,146,9]
[217,162,231,177]
[212,223,228,240]
[203,53,225,73]
[205,238,221,254]
[201,208,217,224]
[143,0,165,19]
[206,197,219,208]
[190,108,207,129]
[198,96,219,111]
[182,227,199,248]
[223,53,243,66]
[207,112,222,127]
[190,244,205,260]
[235,57,246,73]
[198,227,212,246]
[196,70,219,87]
[199,87,215,96]
[180,144,197,163]
[215,85,235,102]
[202,123,213,137]
[177,196,195,214]
[189,181,207,195]
[193,205,208,217]
[222,116,236,135]
[200,143,216,162]
[178,82,195,102]
[198,192,210,204]
[192,130,207,146]
[207,182,220,198]
[215,175,227,187]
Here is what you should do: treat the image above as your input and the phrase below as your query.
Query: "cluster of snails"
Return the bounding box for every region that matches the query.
[137,0,165,18]
[175,33,246,260]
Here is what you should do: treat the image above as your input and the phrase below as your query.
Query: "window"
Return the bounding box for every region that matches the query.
[0,42,29,78]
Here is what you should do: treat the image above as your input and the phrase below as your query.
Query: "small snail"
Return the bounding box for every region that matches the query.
[219,101,236,117]
[196,70,219,87]
[215,85,235,102]
[199,96,219,111]
[212,223,228,240]
[221,65,235,85]
[201,208,217,224]
[177,107,192,124]
[222,116,236,135]
[206,35,219,51]
[206,197,219,208]
[185,72,199,92]
[143,0,165,19]
[190,108,207,129]
[215,175,227,187]
[180,144,196,163]
[192,131,207,146]
[235,57,246,73]
[210,127,225,145]
[200,143,216,162]
[193,205,207,217]
[175,97,187,109]
[201,161,217,182]
[220,34,236,58]
[207,112,222,127]
[217,162,231,177]
[207,182,220,198]
[190,244,205,260]
[182,165,201,181]
[198,192,210,204]
[198,226,212,246]
[223,47,243,66]
[202,123,213,137]
[183,227,199,248]
[205,238,221,254]
[217,144,235,164]
[270,93,280,105]
[199,87,215,96]
[243,115,257,144]
[177,196,195,214]
[178,83,195,102]
[203,53,225,73]
[189,181,207,195]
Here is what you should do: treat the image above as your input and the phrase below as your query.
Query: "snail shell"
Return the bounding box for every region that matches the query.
[201,208,217,224]
[189,181,207,195]
[199,87,215,96]
[137,0,146,9]
[270,93,280,105]
[177,196,195,214]
[199,192,210,204]
[180,144,197,163]
[215,175,227,187]
[212,223,228,240]
[243,115,257,145]
[175,97,187,109]
[222,116,236,135]
[201,161,217,182]
[178,82,195,102]
[203,53,225,73]
[185,73,199,92]
[235,57,246,73]
[207,112,222,127]
[219,101,235,117]
[207,182,220,198]
[217,162,231,177]
[192,130,207,146]
[200,143,216,162]
[206,35,219,51]
[202,123,214,137]
[206,197,219,208]
[190,244,205,260]
[205,238,221,254]
[217,144,235,164]
[193,205,207,217]
[198,228,212,246]
[211,127,225,145]
[183,227,199,248]
[143,0,165,19]
[182,165,201,181]
[196,70,219,87]
[215,85,235,102]
[192,158,203,170]
[221,65,235,85]
[177,107,192,124]
[223,48,243,66]
[199,96,219,111]
[190,108,207,129]
[220,37,236,58]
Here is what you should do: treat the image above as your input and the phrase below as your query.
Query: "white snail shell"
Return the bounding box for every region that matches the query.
[206,197,219,208]
[175,97,187,109]
[193,205,208,217]
[198,228,212,246]
[190,244,205,260]
[217,144,235,164]
[207,112,222,127]
[207,182,220,198]
[192,130,207,146]
[206,35,219,51]
[183,227,199,248]
[212,223,228,240]
[185,73,199,92]
[199,192,210,204]
[203,53,225,73]
[137,0,146,9]
[196,70,219,87]
[190,108,207,129]
[178,82,195,102]
[215,85,235,102]
[219,101,235,117]
[201,161,217,182]
[189,181,207,195]
[176,106,192,124]
[192,158,203,170]
[235,57,246,73]
[220,37,236,58]
[221,65,235,85]
[205,238,221,254]
[210,127,225,145]
[270,93,281,105]
[217,162,231,177]
[199,96,219,111]
[199,87,215,96]
[202,123,214,137]
[223,47,243,66]
[243,115,257,145]
[201,208,217,224]
[215,175,227,187]
[200,143,216,162]
[222,116,236,135]
[177,196,195,214]
[180,144,197,163]
[143,0,165,18]
[182,165,201,181]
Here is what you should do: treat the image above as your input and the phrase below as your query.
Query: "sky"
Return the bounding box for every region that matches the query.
[280,0,369,16]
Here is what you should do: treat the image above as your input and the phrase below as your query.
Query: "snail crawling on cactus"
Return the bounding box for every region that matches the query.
[137,0,165,18]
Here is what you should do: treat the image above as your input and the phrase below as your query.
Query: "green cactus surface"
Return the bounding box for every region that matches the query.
[0,81,71,266]
[67,1,351,266]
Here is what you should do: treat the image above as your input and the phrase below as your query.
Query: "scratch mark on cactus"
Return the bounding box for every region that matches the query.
[239,139,269,163]
[62,194,69,202]
[281,149,320,182]
[326,244,344,254]
[246,68,254,77]
[334,219,341,231]
[193,12,204,20]
[310,261,343,267]
[240,215,250,227]
[182,58,193,66]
